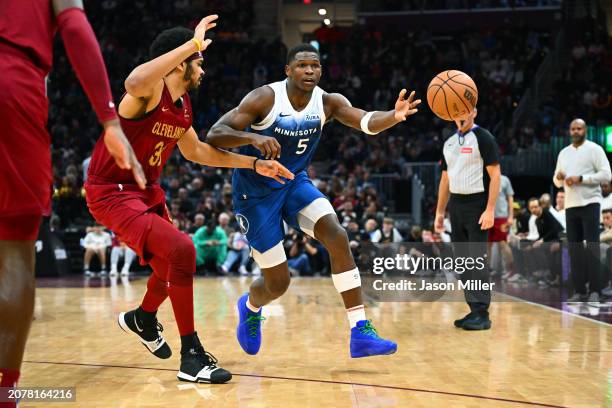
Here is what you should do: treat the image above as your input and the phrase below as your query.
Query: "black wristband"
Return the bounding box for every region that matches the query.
[579,175,583,183]
[253,158,259,172]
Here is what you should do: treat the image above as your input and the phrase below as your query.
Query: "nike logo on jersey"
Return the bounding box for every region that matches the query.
[162,107,169,112]
[279,113,292,117]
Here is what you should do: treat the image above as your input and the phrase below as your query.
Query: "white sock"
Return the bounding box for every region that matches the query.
[347,305,366,328]
[246,296,261,313]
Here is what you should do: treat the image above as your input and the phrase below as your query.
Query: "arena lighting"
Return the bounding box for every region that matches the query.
[323,18,331,26]
[318,8,327,16]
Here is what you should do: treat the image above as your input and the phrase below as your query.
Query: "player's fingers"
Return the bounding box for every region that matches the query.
[206,23,217,30]
[411,98,422,107]
[202,39,213,50]
[264,144,274,159]
[276,163,295,180]
[268,142,277,159]
[132,162,147,190]
[272,174,285,184]
[398,88,407,101]
[407,90,415,103]
[271,140,281,158]
[203,14,219,24]
[257,144,269,159]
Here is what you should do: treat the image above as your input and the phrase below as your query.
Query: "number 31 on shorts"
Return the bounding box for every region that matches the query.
[296,138,309,155]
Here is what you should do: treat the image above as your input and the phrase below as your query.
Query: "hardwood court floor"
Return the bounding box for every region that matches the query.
[21,277,610,407]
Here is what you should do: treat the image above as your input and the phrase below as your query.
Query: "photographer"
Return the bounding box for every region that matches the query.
[286,229,321,276]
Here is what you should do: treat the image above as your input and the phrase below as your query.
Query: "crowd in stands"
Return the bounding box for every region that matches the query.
[46,2,611,282]
[358,0,562,12]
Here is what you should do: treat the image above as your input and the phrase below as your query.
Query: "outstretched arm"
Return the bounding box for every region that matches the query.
[178,128,294,184]
[325,89,421,135]
[125,15,216,98]
[53,0,145,188]
[207,86,282,159]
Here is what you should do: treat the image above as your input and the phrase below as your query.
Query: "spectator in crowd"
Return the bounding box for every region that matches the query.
[489,174,515,277]
[177,188,194,215]
[82,225,112,276]
[531,197,564,285]
[221,229,250,275]
[601,209,612,297]
[601,182,612,213]
[188,213,206,234]
[372,217,403,243]
[193,219,228,273]
[601,209,612,245]
[507,199,540,282]
[364,219,378,240]
[286,230,320,276]
[110,237,136,277]
[552,190,567,231]
[217,212,233,236]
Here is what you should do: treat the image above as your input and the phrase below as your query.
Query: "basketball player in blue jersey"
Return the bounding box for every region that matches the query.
[207,44,421,358]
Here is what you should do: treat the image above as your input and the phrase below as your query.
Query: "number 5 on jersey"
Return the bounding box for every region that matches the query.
[149,141,166,166]
[296,138,309,155]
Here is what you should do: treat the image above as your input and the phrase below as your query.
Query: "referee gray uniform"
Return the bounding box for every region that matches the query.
[442,125,500,314]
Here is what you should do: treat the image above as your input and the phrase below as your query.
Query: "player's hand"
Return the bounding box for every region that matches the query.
[479,208,495,230]
[394,89,421,122]
[250,134,281,159]
[255,159,294,184]
[565,176,581,186]
[555,171,566,181]
[193,15,218,51]
[103,119,147,189]
[434,213,445,234]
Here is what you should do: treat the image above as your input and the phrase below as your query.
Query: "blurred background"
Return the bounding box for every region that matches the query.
[41,0,611,300]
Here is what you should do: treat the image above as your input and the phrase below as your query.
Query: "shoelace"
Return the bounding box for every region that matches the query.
[245,315,266,338]
[358,320,380,338]
[192,347,219,368]
[155,324,164,345]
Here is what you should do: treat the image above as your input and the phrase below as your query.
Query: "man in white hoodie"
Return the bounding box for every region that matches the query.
[553,119,611,303]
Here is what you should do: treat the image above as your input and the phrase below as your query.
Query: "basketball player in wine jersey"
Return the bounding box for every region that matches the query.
[0,1,144,403]
[85,17,293,383]
[207,43,420,358]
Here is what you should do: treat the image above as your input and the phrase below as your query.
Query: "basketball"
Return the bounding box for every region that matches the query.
[427,70,478,121]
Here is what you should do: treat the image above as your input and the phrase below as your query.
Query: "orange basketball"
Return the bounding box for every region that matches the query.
[427,70,478,121]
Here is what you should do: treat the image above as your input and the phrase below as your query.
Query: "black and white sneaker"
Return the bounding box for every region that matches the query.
[118,307,172,359]
[177,333,232,384]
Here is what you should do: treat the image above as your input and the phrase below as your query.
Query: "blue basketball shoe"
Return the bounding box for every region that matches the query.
[350,320,397,358]
[236,293,265,355]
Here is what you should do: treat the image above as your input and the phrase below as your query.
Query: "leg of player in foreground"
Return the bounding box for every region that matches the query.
[116,214,233,383]
[0,1,144,403]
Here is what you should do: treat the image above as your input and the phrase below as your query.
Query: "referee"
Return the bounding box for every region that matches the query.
[435,109,500,330]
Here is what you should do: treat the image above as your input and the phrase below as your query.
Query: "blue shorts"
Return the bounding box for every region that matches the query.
[233,172,325,253]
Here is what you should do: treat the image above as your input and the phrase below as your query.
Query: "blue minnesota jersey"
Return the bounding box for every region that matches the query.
[233,79,326,198]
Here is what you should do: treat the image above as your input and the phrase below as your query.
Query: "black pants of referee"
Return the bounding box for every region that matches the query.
[566,203,602,295]
[449,193,491,314]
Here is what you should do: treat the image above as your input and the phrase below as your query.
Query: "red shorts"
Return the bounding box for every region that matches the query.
[85,181,171,264]
[0,44,51,227]
[488,217,509,242]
